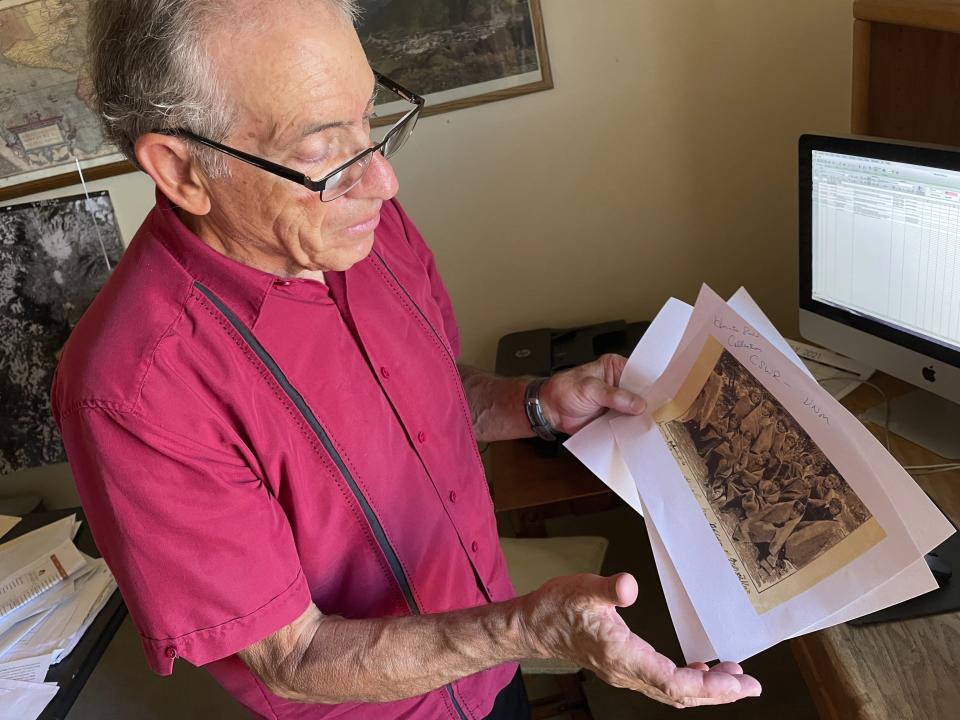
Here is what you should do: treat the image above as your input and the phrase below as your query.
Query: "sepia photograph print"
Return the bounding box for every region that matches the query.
[654,336,886,614]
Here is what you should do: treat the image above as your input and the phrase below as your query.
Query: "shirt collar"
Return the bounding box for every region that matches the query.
[149,189,280,328]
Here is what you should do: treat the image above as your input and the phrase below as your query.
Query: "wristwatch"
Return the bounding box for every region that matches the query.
[524,378,557,441]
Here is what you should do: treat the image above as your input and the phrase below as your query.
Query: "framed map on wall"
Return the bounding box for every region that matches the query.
[0,190,122,474]
[360,0,552,124]
[0,0,131,202]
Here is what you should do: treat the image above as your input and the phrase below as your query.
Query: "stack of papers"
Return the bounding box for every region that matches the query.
[0,515,117,720]
[567,286,956,663]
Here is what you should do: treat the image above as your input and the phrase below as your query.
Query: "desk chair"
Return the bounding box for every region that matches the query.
[499,536,609,720]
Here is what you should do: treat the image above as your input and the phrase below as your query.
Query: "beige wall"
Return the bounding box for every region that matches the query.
[5,0,854,366]
[2,0,853,505]
[391,0,856,367]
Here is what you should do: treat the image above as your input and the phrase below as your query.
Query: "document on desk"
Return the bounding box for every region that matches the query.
[567,285,956,663]
[2,558,115,664]
[0,676,59,720]
[0,514,118,720]
[0,516,80,580]
[0,540,86,618]
[0,653,54,683]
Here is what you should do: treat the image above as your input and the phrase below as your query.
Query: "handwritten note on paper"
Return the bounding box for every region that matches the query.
[567,287,954,663]
[607,284,946,662]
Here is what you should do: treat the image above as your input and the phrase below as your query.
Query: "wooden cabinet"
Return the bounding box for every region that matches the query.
[853,1,960,144]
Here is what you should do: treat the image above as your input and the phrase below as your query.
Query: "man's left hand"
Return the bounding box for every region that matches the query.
[539,354,646,435]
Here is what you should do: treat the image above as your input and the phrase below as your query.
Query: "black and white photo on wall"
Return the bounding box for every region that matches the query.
[0,190,122,474]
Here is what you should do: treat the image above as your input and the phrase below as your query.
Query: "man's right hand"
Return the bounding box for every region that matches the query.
[519,572,762,709]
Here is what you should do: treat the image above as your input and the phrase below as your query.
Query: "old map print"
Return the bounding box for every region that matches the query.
[0,0,123,189]
[0,191,122,473]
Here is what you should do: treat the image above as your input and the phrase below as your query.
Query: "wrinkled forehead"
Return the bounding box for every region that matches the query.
[209,5,372,148]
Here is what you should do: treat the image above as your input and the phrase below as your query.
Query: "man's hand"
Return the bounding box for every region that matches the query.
[540,354,646,435]
[240,570,761,708]
[521,572,762,708]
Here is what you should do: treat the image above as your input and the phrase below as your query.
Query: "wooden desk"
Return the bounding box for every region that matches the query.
[488,440,614,536]
[791,374,960,720]
[489,374,960,718]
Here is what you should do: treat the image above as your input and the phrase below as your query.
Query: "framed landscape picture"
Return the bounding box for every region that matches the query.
[0,0,132,202]
[360,0,552,124]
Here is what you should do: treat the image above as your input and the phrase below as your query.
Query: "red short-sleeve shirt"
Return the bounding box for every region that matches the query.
[51,191,516,720]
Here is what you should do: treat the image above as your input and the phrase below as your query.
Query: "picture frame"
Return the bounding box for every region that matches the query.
[361,0,553,126]
[0,0,135,203]
[0,189,124,473]
[1,0,553,202]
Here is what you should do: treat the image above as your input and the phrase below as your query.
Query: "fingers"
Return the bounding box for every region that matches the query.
[597,353,628,384]
[585,377,646,415]
[612,572,639,607]
[658,665,762,708]
[711,660,744,675]
[581,573,639,607]
[625,650,762,708]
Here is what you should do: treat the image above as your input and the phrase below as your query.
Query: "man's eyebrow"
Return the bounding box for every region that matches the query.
[297,86,380,139]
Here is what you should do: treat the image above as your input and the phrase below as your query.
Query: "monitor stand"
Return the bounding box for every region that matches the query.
[862,388,960,460]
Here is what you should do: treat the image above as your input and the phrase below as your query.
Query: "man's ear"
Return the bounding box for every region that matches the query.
[135,133,212,215]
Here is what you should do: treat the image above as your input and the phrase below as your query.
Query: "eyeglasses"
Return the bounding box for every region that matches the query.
[154,71,424,202]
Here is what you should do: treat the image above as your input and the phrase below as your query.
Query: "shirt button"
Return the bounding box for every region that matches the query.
[471,541,479,553]
[417,431,426,444]
[449,490,457,503]
[164,646,177,659]
[380,366,390,380]
[274,280,292,287]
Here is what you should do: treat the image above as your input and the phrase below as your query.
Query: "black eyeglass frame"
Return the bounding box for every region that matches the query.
[153,71,424,199]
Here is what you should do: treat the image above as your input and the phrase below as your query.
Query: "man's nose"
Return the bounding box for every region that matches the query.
[351,150,399,201]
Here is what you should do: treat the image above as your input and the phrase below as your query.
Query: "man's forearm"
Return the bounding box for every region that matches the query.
[242,573,762,709]
[458,364,534,442]
[242,598,535,704]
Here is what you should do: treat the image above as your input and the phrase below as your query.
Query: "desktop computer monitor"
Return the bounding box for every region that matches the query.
[799,134,960,458]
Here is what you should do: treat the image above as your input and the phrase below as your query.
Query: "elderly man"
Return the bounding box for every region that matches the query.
[52,1,761,718]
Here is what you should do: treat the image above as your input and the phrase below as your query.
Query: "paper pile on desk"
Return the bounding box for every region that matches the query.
[0,515,117,720]
[566,286,956,664]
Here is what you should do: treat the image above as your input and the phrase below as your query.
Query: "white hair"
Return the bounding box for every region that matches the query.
[88,0,360,177]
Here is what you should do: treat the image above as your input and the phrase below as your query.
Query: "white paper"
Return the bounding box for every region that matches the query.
[566,287,953,662]
[0,517,20,538]
[3,560,113,664]
[611,285,949,662]
[0,677,58,720]
[0,565,95,644]
[0,516,79,582]
[0,653,53,683]
[794,557,937,635]
[565,298,696,516]
[52,571,116,664]
[0,608,57,662]
[0,577,77,640]
[644,500,717,661]
[0,540,87,618]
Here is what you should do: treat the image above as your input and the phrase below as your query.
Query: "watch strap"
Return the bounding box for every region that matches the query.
[524,378,557,441]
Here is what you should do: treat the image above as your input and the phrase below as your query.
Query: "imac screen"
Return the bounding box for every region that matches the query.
[810,150,960,354]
